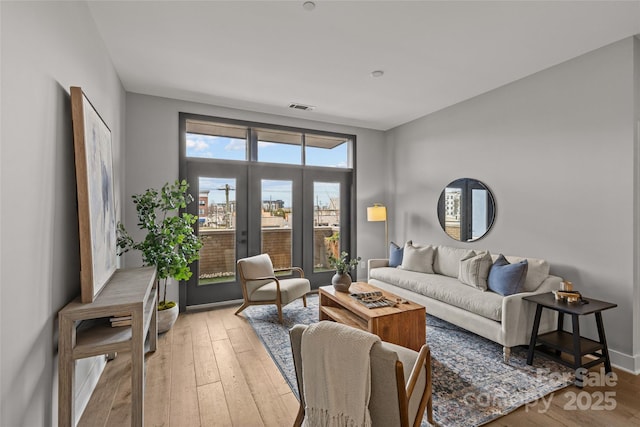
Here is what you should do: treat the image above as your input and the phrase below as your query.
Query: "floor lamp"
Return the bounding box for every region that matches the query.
[367,204,388,257]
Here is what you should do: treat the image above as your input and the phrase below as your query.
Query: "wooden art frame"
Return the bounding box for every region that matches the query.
[70,86,117,302]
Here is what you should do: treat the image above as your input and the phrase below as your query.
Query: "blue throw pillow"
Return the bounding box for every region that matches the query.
[488,254,528,296]
[389,241,404,267]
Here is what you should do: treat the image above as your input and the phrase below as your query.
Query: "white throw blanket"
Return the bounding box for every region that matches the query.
[300,321,381,427]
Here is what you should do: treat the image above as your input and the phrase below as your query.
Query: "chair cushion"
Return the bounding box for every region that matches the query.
[399,242,434,274]
[238,254,276,296]
[490,253,549,292]
[389,241,405,268]
[488,254,528,296]
[238,253,274,279]
[433,246,475,278]
[458,251,492,290]
[369,267,503,321]
[250,277,310,304]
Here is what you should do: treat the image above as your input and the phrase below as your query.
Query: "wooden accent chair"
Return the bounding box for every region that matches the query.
[236,254,311,324]
[289,324,434,427]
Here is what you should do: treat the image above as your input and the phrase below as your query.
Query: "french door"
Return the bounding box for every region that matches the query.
[182,161,352,309]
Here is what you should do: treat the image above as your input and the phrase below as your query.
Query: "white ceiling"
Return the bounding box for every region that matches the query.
[87,1,640,131]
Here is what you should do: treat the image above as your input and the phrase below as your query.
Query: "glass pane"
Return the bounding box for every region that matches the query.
[185,120,247,160]
[257,128,302,165]
[444,187,461,241]
[261,180,292,270]
[305,134,350,168]
[313,182,340,273]
[471,189,488,239]
[198,177,236,285]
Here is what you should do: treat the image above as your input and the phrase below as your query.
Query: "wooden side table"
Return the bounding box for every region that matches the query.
[58,267,158,427]
[524,292,617,383]
[319,282,426,351]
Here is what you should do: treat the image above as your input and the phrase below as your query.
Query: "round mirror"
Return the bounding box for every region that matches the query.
[437,178,496,242]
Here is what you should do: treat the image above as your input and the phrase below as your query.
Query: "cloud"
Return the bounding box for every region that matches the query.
[225,139,246,151]
[186,137,210,152]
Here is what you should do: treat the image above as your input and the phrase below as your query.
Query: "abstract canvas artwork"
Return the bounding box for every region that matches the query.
[70,86,117,302]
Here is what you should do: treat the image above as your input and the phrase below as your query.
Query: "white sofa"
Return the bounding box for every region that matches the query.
[367,244,560,362]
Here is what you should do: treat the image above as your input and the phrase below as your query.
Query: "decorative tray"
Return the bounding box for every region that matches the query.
[350,291,396,308]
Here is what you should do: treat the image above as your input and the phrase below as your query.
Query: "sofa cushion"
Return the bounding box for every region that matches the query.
[490,254,549,292]
[389,241,404,268]
[488,254,528,296]
[433,246,475,278]
[369,267,503,321]
[458,251,492,290]
[399,242,434,274]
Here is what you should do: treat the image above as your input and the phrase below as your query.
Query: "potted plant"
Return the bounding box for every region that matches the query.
[117,179,203,332]
[328,251,361,292]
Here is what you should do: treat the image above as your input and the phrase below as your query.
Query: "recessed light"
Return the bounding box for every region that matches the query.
[303,1,316,11]
[371,70,384,78]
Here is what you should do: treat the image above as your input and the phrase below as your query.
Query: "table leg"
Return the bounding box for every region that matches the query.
[555,312,564,357]
[571,314,584,387]
[58,316,76,427]
[148,298,158,351]
[527,304,543,365]
[595,311,612,374]
[557,311,563,330]
[132,309,144,427]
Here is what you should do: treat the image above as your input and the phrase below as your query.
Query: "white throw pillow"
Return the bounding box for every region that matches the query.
[399,242,435,274]
[458,251,492,290]
[434,246,476,278]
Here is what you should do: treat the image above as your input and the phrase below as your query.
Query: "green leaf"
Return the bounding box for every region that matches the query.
[117,180,202,303]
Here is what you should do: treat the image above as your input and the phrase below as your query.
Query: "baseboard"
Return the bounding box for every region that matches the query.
[609,349,640,375]
[74,356,107,425]
[186,298,244,312]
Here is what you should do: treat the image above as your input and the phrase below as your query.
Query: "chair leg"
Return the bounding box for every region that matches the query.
[294,403,304,427]
[503,346,511,363]
[302,294,307,307]
[427,395,434,424]
[235,302,250,316]
[277,303,283,324]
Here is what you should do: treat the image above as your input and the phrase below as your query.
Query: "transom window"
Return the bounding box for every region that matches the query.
[185,118,352,169]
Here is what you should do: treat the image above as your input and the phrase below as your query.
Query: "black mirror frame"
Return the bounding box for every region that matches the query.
[437,178,496,242]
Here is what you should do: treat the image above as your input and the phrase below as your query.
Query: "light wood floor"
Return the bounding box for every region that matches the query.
[80,305,640,426]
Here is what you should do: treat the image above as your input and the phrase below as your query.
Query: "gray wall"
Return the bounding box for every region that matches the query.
[1,2,126,425]
[123,93,387,302]
[386,37,639,372]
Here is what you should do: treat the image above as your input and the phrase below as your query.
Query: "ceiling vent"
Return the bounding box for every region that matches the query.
[289,103,315,111]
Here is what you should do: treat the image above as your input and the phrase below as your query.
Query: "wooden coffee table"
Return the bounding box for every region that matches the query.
[319,282,426,351]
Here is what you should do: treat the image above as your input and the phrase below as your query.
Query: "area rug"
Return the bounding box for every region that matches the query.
[244,295,573,427]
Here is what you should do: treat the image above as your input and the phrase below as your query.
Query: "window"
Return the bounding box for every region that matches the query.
[185,118,352,168]
[305,134,350,168]
[257,128,302,165]
[186,120,247,161]
[181,113,356,307]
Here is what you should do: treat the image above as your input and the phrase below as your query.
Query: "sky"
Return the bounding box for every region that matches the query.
[186,133,348,167]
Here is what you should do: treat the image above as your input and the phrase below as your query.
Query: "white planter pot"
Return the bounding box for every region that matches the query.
[157,304,179,333]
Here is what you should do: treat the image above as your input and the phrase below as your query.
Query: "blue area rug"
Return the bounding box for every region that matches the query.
[244,294,573,427]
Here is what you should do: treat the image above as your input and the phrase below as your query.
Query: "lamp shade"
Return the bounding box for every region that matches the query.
[367,204,387,222]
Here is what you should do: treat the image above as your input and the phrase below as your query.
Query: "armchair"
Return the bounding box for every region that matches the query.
[289,323,434,427]
[236,254,311,323]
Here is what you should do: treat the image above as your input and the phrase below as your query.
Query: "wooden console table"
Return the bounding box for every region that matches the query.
[58,266,158,427]
[319,282,426,351]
